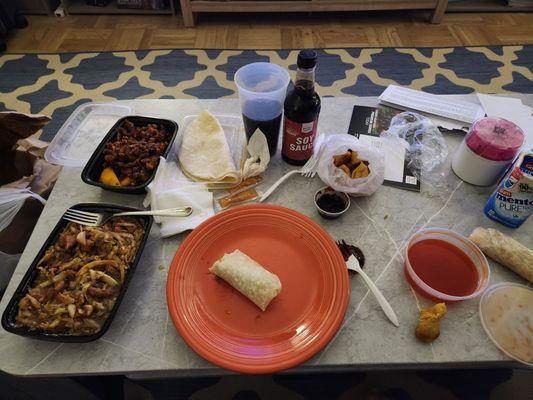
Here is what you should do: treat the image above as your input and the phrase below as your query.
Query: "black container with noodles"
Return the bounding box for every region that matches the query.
[1,203,153,342]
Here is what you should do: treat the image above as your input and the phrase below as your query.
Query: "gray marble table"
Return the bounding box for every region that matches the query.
[1,97,531,377]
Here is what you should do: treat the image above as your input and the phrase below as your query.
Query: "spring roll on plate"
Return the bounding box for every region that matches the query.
[209,250,281,311]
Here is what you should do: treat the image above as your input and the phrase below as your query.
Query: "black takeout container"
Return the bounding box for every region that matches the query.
[1,203,153,342]
[81,116,178,194]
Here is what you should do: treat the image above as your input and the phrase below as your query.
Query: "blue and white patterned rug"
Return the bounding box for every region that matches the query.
[0,46,532,141]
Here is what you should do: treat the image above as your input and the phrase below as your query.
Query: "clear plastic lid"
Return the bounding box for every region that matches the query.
[465,117,524,161]
[44,102,131,167]
[176,113,247,189]
[479,282,532,366]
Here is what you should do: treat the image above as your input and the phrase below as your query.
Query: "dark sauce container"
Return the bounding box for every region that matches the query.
[81,116,178,194]
[1,203,153,342]
[314,186,350,219]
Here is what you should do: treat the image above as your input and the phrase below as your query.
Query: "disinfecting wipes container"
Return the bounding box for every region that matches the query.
[484,151,533,228]
[452,117,524,186]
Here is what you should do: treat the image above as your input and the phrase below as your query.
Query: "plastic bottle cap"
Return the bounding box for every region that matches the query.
[465,117,524,161]
[297,50,318,69]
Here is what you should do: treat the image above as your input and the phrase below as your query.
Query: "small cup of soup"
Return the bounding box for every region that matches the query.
[404,228,490,302]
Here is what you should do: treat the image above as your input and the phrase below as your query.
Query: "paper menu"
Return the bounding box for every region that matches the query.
[347,105,421,192]
[379,85,485,124]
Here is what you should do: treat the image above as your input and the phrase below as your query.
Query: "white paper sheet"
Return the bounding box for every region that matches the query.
[379,85,485,124]
[477,94,533,151]
[357,135,405,183]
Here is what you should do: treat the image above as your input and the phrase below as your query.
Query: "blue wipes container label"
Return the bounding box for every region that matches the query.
[484,151,533,228]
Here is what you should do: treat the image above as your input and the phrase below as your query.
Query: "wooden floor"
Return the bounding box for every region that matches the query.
[6,11,533,52]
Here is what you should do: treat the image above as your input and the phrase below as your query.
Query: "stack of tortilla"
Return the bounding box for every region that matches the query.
[178,111,240,185]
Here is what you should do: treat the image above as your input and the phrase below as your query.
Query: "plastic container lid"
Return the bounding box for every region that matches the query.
[479,282,533,366]
[465,117,524,161]
[45,102,131,167]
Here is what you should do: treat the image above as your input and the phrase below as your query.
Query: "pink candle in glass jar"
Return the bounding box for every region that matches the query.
[452,117,524,186]
[466,118,524,161]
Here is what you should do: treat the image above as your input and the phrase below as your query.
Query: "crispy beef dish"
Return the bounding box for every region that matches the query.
[15,217,145,335]
[101,119,172,186]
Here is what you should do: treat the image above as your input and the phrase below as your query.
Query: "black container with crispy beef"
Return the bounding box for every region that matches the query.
[82,116,178,194]
[1,203,153,342]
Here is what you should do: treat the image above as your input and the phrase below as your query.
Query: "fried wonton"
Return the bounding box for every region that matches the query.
[333,152,352,167]
[351,162,370,179]
[333,149,371,179]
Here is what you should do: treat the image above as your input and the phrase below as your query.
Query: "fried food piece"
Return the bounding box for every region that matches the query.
[351,162,370,179]
[218,188,258,209]
[339,164,351,176]
[333,152,352,167]
[350,150,360,166]
[415,303,447,343]
[120,177,132,186]
[347,160,361,171]
[333,149,370,178]
[99,167,121,186]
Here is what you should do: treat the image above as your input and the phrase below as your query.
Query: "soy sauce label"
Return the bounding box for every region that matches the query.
[282,117,318,161]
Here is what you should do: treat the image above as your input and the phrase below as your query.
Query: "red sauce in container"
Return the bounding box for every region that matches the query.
[407,239,479,297]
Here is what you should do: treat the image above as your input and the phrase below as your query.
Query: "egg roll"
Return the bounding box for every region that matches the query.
[209,250,281,311]
[469,227,533,283]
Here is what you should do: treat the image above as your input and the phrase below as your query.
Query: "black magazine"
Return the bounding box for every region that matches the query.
[347,105,421,192]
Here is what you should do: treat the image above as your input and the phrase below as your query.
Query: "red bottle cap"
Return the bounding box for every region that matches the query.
[465,117,524,161]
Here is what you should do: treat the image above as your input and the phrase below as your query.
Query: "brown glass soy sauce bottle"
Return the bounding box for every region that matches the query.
[281,50,321,166]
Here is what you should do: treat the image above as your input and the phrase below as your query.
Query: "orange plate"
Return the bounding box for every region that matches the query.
[166,204,349,374]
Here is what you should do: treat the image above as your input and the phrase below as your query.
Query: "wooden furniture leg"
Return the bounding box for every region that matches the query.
[179,0,195,27]
[431,0,448,24]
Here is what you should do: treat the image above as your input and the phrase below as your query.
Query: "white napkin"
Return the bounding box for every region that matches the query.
[241,129,270,179]
[144,157,214,237]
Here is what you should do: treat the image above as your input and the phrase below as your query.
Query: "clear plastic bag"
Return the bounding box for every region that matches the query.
[0,188,46,291]
[0,188,46,232]
[317,134,385,196]
[381,112,449,187]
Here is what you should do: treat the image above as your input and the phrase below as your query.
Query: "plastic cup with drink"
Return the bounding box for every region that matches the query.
[234,62,290,156]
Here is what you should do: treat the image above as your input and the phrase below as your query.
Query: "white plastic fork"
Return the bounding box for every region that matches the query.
[259,134,325,203]
[63,207,193,227]
[346,255,400,327]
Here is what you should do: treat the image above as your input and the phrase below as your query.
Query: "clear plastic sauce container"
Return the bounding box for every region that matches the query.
[404,228,490,302]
